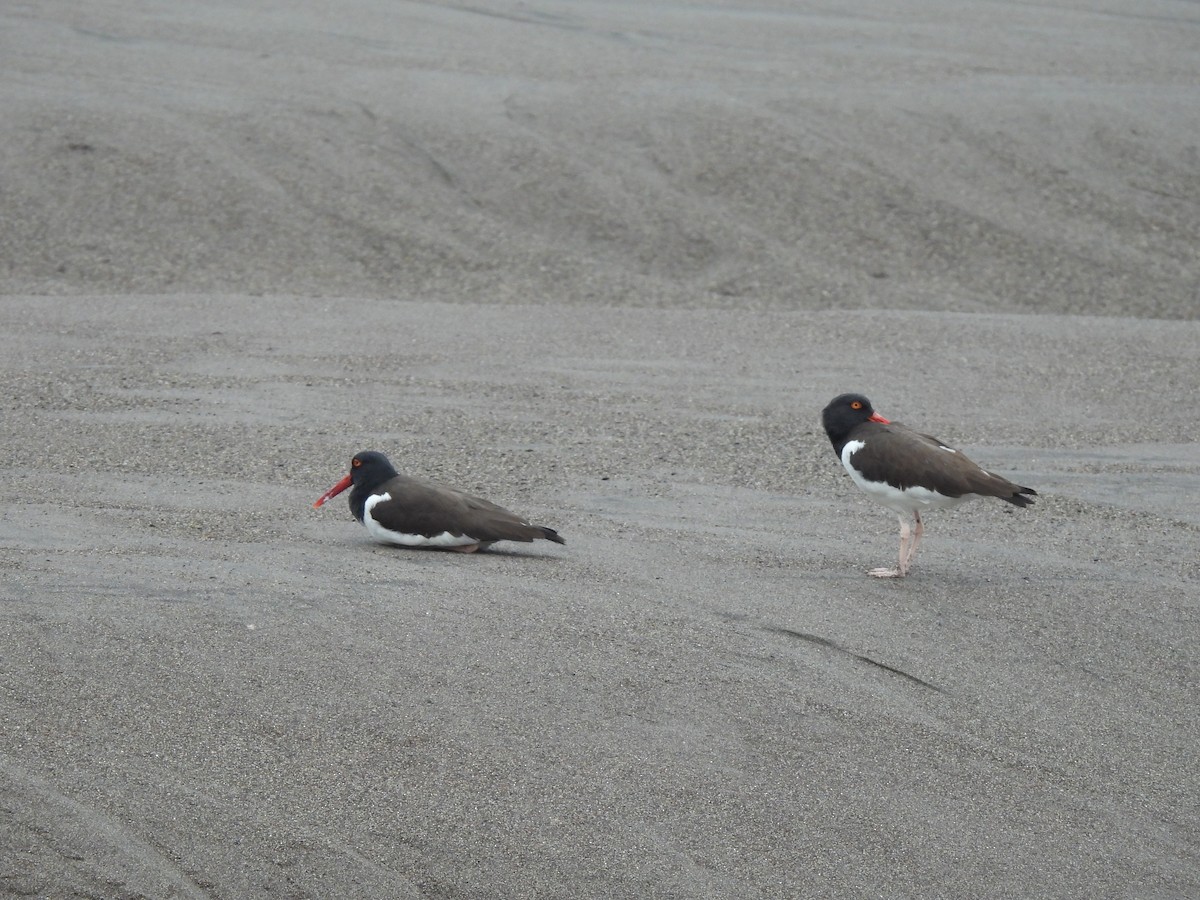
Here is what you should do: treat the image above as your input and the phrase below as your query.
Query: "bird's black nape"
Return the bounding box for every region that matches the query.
[821,393,880,451]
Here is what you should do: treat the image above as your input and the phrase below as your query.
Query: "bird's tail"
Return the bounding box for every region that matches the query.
[1004,486,1037,508]
[539,526,567,545]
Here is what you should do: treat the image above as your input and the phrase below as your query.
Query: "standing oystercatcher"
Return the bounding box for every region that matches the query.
[314,451,566,553]
[821,393,1035,577]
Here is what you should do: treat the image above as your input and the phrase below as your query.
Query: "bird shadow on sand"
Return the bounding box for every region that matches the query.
[365,544,566,561]
[474,545,567,560]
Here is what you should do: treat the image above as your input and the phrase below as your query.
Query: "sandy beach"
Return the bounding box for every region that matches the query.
[2,2,1198,898]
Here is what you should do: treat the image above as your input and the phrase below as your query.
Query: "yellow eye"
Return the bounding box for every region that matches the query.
[851,401,862,410]
[352,458,362,468]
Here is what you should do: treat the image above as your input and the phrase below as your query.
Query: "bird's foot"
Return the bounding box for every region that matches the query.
[868,566,905,578]
[449,544,481,554]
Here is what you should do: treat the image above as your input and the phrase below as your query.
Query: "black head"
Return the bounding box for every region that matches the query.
[314,449,401,509]
[347,450,399,491]
[821,393,889,449]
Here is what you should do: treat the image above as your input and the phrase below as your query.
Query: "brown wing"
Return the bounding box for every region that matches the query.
[857,423,1036,505]
[373,476,565,543]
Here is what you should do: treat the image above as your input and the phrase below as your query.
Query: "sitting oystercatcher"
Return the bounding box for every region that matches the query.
[314,450,565,553]
[821,393,1035,578]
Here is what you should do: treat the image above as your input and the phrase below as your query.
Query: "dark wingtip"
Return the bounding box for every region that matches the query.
[1008,486,1037,507]
[540,527,567,545]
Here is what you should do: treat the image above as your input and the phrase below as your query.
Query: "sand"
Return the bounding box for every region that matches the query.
[1,2,1198,898]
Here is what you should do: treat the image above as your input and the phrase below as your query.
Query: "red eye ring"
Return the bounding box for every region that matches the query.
[352,458,362,468]
[851,401,862,410]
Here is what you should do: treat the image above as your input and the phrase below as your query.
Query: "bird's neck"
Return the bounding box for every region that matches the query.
[825,428,852,457]
[348,485,370,523]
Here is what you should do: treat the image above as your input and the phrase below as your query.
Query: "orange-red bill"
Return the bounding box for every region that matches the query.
[869,412,890,424]
[313,473,353,508]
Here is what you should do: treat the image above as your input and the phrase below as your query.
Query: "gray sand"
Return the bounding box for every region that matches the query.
[2,2,1198,898]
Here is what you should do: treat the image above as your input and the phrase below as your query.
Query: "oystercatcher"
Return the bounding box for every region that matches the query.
[313,451,566,553]
[821,393,1036,577]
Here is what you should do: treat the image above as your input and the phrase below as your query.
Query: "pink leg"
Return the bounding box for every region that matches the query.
[869,515,910,578]
[902,511,924,573]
